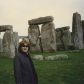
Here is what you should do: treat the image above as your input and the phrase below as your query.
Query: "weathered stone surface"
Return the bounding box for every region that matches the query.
[55,28,63,50]
[32,54,68,60]
[28,16,53,25]
[28,25,41,52]
[72,12,83,49]
[0,38,3,52]
[2,30,15,58]
[55,26,72,50]
[22,38,29,42]
[45,54,68,60]
[82,20,84,46]
[62,27,72,50]
[0,25,13,32]
[13,32,19,54]
[32,55,43,60]
[41,22,56,51]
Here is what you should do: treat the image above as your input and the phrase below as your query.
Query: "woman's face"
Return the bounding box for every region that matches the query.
[21,43,29,53]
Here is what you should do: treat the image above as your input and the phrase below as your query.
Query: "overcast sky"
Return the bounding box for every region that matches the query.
[0,0,84,36]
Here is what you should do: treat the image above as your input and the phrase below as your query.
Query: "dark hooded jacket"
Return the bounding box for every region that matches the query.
[14,52,38,84]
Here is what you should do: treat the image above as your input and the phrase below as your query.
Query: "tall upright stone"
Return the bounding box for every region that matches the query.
[55,26,72,50]
[72,12,83,49]
[82,20,84,47]
[55,28,63,50]
[41,22,56,51]
[13,32,19,54]
[62,26,72,50]
[0,38,3,52]
[2,26,15,58]
[28,25,41,52]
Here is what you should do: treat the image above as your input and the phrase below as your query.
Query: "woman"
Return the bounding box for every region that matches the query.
[14,40,38,84]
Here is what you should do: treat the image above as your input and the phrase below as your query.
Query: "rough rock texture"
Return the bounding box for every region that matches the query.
[13,32,19,54]
[41,22,56,51]
[82,20,84,47]
[45,54,68,60]
[28,25,41,52]
[55,28,63,50]
[32,55,43,60]
[62,27,72,50]
[55,26,72,50]
[28,16,53,25]
[0,25,13,32]
[72,12,83,49]
[2,30,15,58]
[0,38,3,52]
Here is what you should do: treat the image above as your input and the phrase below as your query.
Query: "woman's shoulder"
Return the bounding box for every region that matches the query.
[15,53,22,59]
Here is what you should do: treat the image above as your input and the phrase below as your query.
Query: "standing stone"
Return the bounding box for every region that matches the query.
[82,20,84,47]
[13,32,19,54]
[55,26,72,50]
[72,12,83,49]
[55,28,63,50]
[0,38,3,52]
[3,29,15,58]
[41,22,56,51]
[28,25,41,52]
[62,26,72,50]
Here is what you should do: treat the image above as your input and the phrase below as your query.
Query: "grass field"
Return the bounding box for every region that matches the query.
[0,50,84,84]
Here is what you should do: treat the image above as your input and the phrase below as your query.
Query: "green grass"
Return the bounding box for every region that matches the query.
[0,57,15,84]
[0,50,84,84]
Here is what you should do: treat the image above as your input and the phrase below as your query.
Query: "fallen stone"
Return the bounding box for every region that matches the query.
[45,54,68,60]
[32,55,43,60]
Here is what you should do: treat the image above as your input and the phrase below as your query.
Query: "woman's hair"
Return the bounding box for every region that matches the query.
[18,39,30,53]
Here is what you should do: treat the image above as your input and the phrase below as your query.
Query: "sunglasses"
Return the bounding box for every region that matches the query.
[21,45,29,47]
